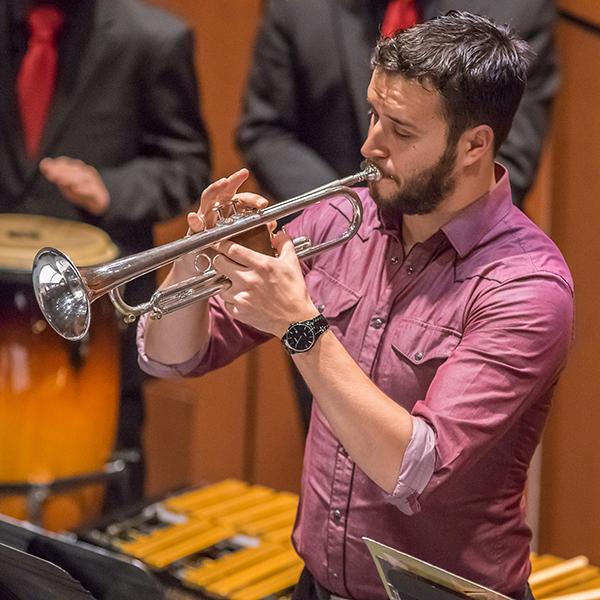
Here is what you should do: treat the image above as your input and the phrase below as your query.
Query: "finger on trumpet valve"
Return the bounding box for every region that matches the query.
[230,198,255,218]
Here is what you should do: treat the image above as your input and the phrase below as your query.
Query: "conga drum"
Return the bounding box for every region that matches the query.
[0,214,120,531]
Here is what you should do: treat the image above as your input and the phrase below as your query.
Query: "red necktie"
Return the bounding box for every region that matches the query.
[16,4,64,158]
[381,0,419,37]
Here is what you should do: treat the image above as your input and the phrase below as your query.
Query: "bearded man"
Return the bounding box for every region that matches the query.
[138,12,573,600]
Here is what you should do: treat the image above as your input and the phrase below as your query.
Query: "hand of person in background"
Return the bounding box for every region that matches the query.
[40,157,110,216]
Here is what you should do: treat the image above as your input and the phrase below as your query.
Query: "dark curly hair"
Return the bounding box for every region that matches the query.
[372,11,534,153]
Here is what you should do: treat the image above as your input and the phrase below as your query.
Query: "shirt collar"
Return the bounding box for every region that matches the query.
[440,163,513,258]
[364,163,513,257]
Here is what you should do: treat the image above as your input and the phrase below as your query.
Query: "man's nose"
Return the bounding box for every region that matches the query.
[361,123,387,161]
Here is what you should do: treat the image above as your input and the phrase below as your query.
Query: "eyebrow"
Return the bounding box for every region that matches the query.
[367,100,419,132]
[367,105,419,139]
[388,114,418,131]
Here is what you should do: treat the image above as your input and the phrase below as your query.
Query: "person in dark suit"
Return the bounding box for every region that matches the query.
[0,0,211,503]
[237,0,558,430]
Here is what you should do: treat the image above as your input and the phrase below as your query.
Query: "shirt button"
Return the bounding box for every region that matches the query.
[414,351,423,361]
[317,304,325,313]
[371,317,385,329]
[332,572,339,579]
[390,256,399,265]
[332,509,342,522]
[406,264,415,274]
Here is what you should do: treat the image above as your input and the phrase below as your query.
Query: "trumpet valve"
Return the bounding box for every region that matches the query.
[230,199,241,215]
[211,204,227,223]
[230,199,256,219]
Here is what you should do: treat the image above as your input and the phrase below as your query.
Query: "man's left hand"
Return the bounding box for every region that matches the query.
[213,231,318,338]
[40,157,110,216]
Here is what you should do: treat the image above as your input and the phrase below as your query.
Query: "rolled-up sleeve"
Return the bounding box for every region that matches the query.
[386,416,437,515]
[136,294,270,378]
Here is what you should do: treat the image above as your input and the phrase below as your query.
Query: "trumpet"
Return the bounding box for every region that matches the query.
[32,164,381,341]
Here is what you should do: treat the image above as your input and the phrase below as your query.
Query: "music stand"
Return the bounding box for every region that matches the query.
[0,515,165,600]
[0,542,95,600]
[364,537,513,600]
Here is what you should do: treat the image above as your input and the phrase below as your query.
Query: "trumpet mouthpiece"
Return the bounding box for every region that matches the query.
[361,161,382,182]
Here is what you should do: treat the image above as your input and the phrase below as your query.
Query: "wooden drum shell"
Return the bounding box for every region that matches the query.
[0,214,120,530]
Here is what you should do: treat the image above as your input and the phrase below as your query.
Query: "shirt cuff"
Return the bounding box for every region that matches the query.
[386,416,437,515]
[136,312,206,377]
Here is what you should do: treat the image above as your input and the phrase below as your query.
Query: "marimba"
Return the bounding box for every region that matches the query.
[82,479,302,599]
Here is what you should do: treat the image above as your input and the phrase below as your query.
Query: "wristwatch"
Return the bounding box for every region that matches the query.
[281,314,330,355]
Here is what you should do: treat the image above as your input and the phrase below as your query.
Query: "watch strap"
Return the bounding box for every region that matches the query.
[308,314,330,337]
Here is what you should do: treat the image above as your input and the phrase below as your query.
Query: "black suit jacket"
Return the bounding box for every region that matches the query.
[0,0,210,263]
[237,0,558,207]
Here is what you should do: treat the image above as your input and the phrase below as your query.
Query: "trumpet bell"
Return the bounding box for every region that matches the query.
[32,248,91,341]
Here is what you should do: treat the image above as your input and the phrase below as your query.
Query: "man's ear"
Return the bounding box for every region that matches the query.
[458,124,495,167]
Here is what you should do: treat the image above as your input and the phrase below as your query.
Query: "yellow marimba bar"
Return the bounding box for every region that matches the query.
[530,553,600,599]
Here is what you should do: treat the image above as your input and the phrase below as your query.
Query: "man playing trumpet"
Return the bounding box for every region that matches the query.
[138,12,573,600]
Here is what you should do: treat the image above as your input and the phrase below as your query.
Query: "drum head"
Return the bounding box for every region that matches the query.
[0,214,118,282]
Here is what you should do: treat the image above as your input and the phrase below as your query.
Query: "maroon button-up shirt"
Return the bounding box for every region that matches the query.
[138,166,573,599]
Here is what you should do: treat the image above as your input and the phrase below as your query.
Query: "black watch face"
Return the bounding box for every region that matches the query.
[286,323,316,352]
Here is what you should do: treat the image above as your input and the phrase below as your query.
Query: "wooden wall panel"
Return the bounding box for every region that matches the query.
[523,145,553,235]
[251,341,305,493]
[144,361,250,497]
[558,0,600,26]
[539,17,600,563]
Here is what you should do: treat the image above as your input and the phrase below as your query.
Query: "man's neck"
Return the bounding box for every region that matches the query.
[402,161,497,255]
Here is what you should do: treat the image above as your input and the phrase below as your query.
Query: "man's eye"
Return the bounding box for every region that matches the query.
[394,130,412,139]
[368,108,379,123]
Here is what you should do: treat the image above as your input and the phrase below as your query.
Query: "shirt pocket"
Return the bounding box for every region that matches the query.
[304,267,361,337]
[387,318,461,409]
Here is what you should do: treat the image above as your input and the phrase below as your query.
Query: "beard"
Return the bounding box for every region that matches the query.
[369,141,458,216]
